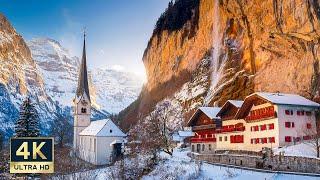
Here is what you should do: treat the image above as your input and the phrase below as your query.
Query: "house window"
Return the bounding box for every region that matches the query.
[285,110,293,115]
[251,139,254,144]
[285,136,292,142]
[285,122,291,128]
[268,123,274,130]
[292,122,295,128]
[81,107,87,113]
[307,123,312,129]
[306,111,312,116]
[224,136,228,141]
[192,145,195,152]
[219,137,222,141]
[260,124,267,131]
[269,137,275,143]
[209,144,212,151]
[255,138,260,144]
[303,135,311,140]
[202,144,205,151]
[262,138,267,144]
[110,129,113,133]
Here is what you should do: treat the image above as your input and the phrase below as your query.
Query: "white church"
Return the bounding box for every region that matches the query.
[73,33,126,165]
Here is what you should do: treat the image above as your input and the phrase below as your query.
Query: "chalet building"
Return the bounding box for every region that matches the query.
[187,107,221,153]
[73,33,126,165]
[189,92,320,153]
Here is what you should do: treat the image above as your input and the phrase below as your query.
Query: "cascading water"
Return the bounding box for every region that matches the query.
[204,0,227,105]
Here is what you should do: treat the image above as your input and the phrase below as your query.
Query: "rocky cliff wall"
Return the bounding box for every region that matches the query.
[122,0,320,130]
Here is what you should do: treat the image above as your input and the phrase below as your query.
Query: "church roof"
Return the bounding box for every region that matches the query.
[76,33,90,102]
[79,119,126,137]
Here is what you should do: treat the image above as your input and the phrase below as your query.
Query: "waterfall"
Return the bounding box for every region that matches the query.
[204,0,226,105]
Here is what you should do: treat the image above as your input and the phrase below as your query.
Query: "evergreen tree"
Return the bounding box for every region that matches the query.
[15,97,40,137]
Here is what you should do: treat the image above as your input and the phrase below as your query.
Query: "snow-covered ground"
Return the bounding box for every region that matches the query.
[143,148,319,180]
[57,147,320,180]
[274,142,319,159]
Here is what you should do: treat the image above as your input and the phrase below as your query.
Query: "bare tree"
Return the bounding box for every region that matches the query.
[50,113,73,148]
[143,100,182,156]
[302,126,320,158]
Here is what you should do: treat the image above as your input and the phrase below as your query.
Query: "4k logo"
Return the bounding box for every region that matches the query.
[10,137,54,173]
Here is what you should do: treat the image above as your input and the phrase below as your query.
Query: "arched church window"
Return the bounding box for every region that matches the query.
[81,108,87,113]
[110,129,112,133]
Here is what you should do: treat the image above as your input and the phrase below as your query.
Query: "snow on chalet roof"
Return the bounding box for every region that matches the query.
[252,92,320,107]
[199,107,221,119]
[227,100,243,108]
[79,119,126,137]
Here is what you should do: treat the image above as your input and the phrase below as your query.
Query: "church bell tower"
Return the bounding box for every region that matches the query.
[73,32,91,152]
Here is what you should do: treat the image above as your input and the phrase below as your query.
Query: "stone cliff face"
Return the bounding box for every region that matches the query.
[122,0,320,130]
[0,13,57,136]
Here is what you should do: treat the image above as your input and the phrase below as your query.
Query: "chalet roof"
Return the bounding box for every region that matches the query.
[228,100,244,108]
[235,92,320,119]
[216,100,244,117]
[198,107,221,119]
[76,33,90,102]
[79,119,126,137]
[178,130,194,137]
[187,107,221,126]
[251,92,320,107]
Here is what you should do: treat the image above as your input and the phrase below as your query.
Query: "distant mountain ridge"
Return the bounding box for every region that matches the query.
[28,38,144,114]
[0,13,143,137]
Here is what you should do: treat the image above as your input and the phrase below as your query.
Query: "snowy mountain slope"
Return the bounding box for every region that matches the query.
[92,68,143,113]
[0,14,58,137]
[28,38,143,114]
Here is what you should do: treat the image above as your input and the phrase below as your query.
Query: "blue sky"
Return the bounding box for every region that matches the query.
[0,0,170,76]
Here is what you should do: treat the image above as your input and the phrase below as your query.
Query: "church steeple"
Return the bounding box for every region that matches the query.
[76,32,90,102]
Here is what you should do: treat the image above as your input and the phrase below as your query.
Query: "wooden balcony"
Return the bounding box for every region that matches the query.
[192,124,216,131]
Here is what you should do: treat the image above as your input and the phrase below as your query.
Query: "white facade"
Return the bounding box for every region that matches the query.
[78,119,126,165]
[190,92,320,153]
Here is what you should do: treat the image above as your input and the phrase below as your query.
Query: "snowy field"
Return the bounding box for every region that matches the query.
[142,148,319,180]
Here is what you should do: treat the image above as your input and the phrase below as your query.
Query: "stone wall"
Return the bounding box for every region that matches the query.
[190,153,320,174]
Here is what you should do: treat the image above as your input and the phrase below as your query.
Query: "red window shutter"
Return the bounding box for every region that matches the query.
[303,135,311,140]
[285,136,292,142]
[269,137,275,143]
[292,122,295,128]
[301,111,305,115]
[263,138,267,143]
[256,138,260,144]
[285,110,290,115]
[251,139,254,144]
[269,123,274,130]
[285,122,291,128]
[307,123,312,129]
[297,111,300,116]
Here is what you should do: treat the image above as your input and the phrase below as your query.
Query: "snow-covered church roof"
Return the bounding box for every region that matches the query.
[251,92,320,107]
[79,119,126,137]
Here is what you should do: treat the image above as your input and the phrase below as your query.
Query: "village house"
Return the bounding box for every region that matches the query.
[73,33,126,165]
[189,92,320,153]
[187,107,221,153]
